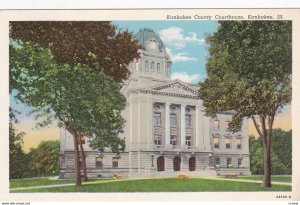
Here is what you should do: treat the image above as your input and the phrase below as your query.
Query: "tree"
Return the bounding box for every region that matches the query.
[29,141,60,177]
[271,129,292,173]
[10,21,141,82]
[249,129,292,175]
[10,21,140,186]
[199,21,292,187]
[9,108,27,179]
[10,42,127,186]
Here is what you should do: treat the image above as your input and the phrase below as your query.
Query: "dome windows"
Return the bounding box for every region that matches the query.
[157,63,160,72]
[145,60,149,70]
[151,62,155,71]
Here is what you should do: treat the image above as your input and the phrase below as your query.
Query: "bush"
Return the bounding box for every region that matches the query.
[225,173,238,179]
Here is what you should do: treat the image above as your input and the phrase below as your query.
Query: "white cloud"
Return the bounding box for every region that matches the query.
[159,27,205,49]
[171,71,203,84]
[166,48,197,63]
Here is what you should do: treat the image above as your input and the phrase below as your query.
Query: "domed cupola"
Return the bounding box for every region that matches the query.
[128,28,172,80]
[134,28,166,52]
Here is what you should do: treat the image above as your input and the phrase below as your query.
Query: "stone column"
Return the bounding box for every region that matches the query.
[180,104,186,145]
[165,103,170,145]
[195,104,200,147]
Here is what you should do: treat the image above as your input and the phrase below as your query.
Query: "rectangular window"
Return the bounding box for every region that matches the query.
[185,115,191,127]
[214,120,220,130]
[214,157,220,166]
[154,113,161,126]
[225,120,230,131]
[154,135,161,145]
[226,137,231,149]
[238,158,242,168]
[112,157,119,168]
[170,135,177,145]
[213,137,220,148]
[170,114,177,126]
[96,157,103,169]
[237,138,242,149]
[227,158,232,167]
[185,136,191,146]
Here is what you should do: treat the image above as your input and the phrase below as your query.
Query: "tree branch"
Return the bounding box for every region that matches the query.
[251,115,263,138]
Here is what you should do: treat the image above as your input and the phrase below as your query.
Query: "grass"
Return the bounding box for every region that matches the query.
[236,175,291,183]
[10,177,110,189]
[10,177,291,192]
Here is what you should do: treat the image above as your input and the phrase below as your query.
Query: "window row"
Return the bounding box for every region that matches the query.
[145,61,160,72]
[157,156,196,172]
[214,157,243,168]
[213,119,234,131]
[154,135,192,146]
[94,156,119,169]
[153,113,192,127]
[213,137,242,149]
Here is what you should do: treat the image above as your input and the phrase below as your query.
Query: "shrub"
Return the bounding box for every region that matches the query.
[176,172,189,179]
[225,172,238,179]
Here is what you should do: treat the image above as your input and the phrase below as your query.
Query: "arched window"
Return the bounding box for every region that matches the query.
[173,156,181,171]
[145,60,149,70]
[157,156,165,171]
[157,63,160,72]
[151,62,154,71]
[189,157,196,171]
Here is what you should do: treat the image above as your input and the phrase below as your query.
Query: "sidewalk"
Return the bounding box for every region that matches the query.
[10,177,292,191]
[202,177,292,186]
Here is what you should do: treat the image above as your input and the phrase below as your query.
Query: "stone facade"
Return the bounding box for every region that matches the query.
[59,28,251,178]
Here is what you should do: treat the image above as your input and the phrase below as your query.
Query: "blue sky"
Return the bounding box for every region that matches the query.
[114,21,218,83]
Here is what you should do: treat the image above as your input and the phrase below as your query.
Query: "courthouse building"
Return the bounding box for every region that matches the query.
[59,28,251,178]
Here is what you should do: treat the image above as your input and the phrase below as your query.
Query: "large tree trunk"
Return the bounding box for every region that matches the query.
[71,130,81,186]
[251,114,275,188]
[263,136,271,187]
[79,135,88,181]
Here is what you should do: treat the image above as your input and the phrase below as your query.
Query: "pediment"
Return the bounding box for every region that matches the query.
[138,80,200,98]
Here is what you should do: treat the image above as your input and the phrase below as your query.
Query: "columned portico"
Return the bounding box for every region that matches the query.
[180,104,186,146]
[165,102,170,145]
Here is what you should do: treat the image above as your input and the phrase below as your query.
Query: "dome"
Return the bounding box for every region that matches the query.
[134,28,166,51]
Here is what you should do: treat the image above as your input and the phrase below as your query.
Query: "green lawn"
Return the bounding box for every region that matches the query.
[11,177,291,192]
[237,175,291,183]
[10,177,110,189]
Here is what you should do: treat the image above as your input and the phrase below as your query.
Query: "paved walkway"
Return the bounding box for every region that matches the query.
[202,177,292,186]
[10,177,291,191]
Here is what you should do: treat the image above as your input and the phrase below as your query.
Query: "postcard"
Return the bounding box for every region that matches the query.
[0,9,299,202]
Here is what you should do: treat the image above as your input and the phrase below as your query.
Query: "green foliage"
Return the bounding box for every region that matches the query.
[271,129,292,172]
[199,21,292,131]
[10,21,141,82]
[29,141,60,177]
[10,41,127,154]
[9,108,27,179]
[249,129,292,175]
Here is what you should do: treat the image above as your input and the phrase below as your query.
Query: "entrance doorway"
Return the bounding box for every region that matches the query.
[189,157,196,171]
[173,156,181,171]
[157,156,165,171]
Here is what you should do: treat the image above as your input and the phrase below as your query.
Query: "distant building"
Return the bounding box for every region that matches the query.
[59,28,251,178]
